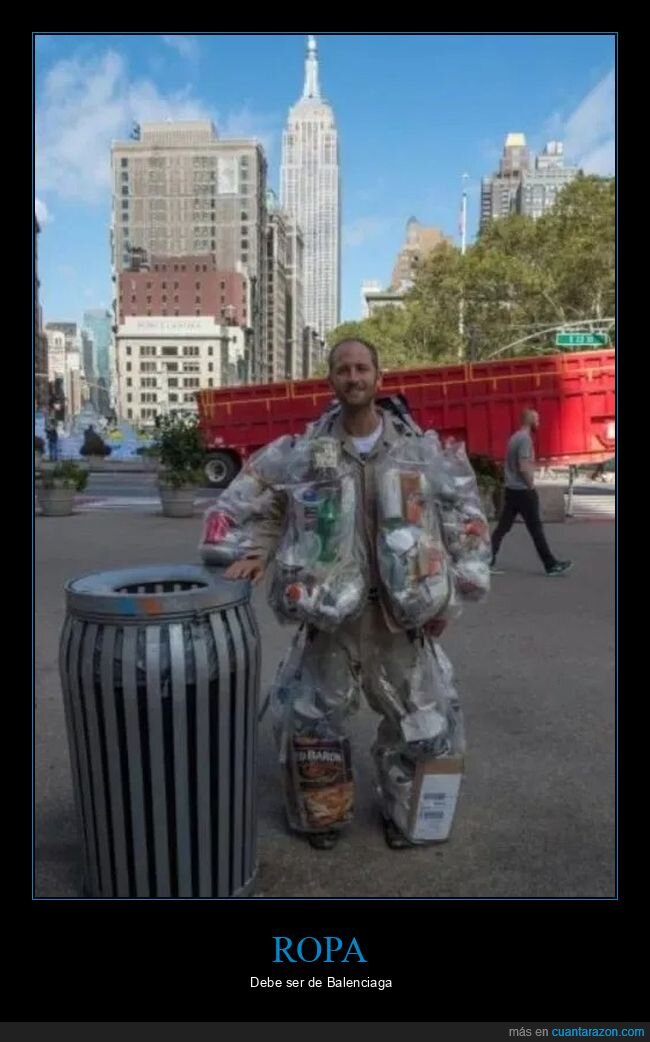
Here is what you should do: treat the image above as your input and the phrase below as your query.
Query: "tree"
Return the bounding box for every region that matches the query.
[327,175,614,370]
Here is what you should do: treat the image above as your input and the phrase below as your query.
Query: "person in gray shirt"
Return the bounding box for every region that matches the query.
[491,409,573,577]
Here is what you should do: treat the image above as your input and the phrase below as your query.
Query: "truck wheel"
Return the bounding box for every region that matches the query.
[204,452,239,488]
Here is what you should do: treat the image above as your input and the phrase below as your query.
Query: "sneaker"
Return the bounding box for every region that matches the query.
[308,830,340,850]
[546,560,573,577]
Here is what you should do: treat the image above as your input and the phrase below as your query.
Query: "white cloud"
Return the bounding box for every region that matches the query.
[35,197,53,224]
[343,217,390,248]
[36,50,213,203]
[542,69,615,176]
[36,49,279,205]
[161,35,200,61]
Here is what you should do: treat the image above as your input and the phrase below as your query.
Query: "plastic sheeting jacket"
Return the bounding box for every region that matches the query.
[250,405,426,635]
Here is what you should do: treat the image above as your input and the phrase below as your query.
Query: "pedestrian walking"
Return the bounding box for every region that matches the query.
[490,409,572,576]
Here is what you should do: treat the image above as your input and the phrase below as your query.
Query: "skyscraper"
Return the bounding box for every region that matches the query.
[480,132,531,232]
[83,309,112,414]
[517,142,580,219]
[281,35,340,340]
[110,121,268,381]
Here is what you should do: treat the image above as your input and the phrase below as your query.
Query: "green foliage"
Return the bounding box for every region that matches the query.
[328,175,615,369]
[153,414,205,488]
[41,461,89,492]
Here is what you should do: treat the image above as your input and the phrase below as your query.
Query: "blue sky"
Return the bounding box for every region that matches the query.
[34,32,615,328]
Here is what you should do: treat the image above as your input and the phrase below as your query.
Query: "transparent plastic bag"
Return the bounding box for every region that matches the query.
[269,466,368,632]
[438,439,491,604]
[199,469,275,566]
[269,630,358,832]
[376,451,452,628]
[374,640,466,844]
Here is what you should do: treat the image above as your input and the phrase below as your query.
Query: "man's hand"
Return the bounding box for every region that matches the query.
[223,558,266,585]
[424,618,447,638]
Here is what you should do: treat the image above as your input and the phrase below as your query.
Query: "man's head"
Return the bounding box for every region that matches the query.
[327,338,382,411]
[522,408,540,431]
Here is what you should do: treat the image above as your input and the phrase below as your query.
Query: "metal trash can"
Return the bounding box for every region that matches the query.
[59,564,260,898]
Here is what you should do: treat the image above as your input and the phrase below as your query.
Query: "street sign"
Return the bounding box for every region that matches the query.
[555,332,610,347]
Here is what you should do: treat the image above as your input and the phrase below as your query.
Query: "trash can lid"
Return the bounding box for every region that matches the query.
[65,563,251,621]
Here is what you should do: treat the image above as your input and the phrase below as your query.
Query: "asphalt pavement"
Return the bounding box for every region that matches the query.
[35,509,615,898]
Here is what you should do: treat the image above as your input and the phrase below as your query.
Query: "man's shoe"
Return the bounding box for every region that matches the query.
[308,830,340,850]
[546,560,573,577]
[382,816,415,850]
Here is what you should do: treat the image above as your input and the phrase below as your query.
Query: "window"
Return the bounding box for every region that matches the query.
[127,378,132,387]
[195,296,201,304]
[121,199,129,210]
[127,409,133,419]
[131,295,136,303]
[126,346,131,356]
[168,378,178,388]
[241,239,249,249]
[146,295,152,304]
[126,362,132,372]
[140,362,156,373]
[162,346,178,357]
[162,281,167,289]
[195,281,201,290]
[182,345,199,356]
[174,295,179,304]
[184,377,200,388]
[208,346,213,356]
[208,378,214,387]
[146,281,152,289]
[184,393,197,403]
[202,264,207,272]
[169,393,178,403]
[164,362,179,372]
[141,392,158,403]
[140,346,156,356]
[174,281,179,289]
[162,295,167,303]
[195,264,200,272]
[121,172,128,182]
[127,393,132,403]
[122,186,129,196]
[241,254,248,263]
[121,158,128,168]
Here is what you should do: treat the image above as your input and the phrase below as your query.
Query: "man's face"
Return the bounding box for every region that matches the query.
[328,342,381,409]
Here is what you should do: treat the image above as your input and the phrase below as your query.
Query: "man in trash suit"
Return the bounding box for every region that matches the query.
[225,338,482,850]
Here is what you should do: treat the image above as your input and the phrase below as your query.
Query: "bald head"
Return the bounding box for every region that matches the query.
[522,409,540,431]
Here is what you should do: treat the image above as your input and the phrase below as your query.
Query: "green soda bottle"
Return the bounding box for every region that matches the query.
[317,492,339,563]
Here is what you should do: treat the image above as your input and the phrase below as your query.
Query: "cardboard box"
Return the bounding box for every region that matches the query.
[407,756,464,842]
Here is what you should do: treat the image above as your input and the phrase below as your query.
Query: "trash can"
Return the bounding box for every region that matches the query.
[59,564,260,898]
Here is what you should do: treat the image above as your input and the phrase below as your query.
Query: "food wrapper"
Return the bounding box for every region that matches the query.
[376,451,452,628]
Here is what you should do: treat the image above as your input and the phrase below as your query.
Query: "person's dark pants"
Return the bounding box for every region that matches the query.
[47,437,59,462]
[491,488,556,571]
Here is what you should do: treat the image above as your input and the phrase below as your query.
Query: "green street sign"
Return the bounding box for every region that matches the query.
[555,332,610,347]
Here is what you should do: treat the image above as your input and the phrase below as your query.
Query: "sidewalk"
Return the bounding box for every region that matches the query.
[35,510,615,898]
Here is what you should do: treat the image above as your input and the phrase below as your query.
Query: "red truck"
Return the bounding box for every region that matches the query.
[196,348,615,487]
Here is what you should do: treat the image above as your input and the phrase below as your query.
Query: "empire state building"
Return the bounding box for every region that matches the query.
[281,35,341,339]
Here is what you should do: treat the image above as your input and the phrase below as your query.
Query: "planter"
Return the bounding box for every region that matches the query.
[158,483,197,518]
[39,485,76,516]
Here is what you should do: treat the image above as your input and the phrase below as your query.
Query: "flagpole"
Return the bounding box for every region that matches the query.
[458,173,469,359]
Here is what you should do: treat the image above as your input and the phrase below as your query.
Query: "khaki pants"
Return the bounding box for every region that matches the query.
[272,604,461,840]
